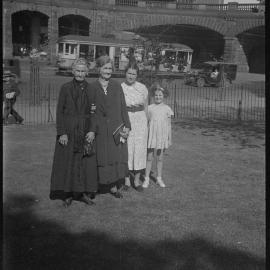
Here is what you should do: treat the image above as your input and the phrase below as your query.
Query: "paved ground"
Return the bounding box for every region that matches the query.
[3,120,265,269]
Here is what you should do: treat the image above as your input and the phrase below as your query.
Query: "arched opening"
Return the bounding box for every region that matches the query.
[58,15,90,37]
[132,24,224,66]
[237,26,265,74]
[12,10,49,56]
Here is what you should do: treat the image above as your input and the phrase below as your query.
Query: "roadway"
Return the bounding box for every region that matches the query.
[18,57,265,86]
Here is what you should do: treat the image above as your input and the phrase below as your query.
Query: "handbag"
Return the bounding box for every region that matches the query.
[113,123,125,145]
[83,140,95,157]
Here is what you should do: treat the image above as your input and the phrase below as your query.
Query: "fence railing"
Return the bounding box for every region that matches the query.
[114,1,264,13]
[6,0,264,14]
[9,80,264,125]
[163,82,265,122]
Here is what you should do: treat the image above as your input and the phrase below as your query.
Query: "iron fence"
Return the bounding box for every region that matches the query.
[9,80,265,125]
[163,82,265,122]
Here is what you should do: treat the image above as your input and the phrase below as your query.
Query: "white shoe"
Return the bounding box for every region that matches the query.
[142,177,150,188]
[157,177,166,188]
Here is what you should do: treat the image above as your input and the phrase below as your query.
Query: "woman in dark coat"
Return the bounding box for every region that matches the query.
[90,55,131,198]
[50,58,98,207]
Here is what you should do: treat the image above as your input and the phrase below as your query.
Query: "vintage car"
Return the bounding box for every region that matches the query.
[184,61,237,87]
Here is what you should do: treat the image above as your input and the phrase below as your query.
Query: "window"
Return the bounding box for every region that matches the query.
[58,43,64,53]
[65,43,77,54]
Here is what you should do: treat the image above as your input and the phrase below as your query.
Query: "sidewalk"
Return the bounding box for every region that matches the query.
[235,72,265,83]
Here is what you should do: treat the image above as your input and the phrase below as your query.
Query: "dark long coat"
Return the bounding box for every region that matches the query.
[90,79,131,185]
[50,79,98,200]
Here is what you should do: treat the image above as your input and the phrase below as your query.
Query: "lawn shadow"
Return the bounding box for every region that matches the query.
[3,194,265,270]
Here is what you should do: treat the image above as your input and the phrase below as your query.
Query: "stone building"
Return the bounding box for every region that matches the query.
[2,0,265,73]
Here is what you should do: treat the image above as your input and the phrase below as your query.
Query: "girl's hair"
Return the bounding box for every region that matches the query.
[124,61,140,75]
[149,82,169,98]
[95,55,114,69]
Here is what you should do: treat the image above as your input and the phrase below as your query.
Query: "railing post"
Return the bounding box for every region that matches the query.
[30,57,41,105]
[173,84,178,118]
[47,83,53,122]
[237,100,242,122]
[237,86,243,122]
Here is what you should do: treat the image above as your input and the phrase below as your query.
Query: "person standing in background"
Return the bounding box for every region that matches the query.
[3,70,24,125]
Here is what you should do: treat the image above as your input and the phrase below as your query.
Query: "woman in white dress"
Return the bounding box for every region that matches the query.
[121,62,148,191]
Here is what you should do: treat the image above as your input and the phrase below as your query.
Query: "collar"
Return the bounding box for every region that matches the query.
[73,79,87,89]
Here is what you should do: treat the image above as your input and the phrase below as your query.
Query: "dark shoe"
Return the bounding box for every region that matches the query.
[87,192,96,200]
[63,197,73,207]
[134,185,144,192]
[121,185,130,192]
[80,194,95,205]
[16,118,24,124]
[110,191,123,199]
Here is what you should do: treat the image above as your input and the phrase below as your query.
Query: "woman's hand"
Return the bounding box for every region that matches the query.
[120,127,130,139]
[85,132,95,143]
[59,134,68,145]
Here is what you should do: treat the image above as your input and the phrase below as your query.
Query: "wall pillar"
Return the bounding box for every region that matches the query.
[48,10,58,64]
[3,7,13,58]
[223,36,249,73]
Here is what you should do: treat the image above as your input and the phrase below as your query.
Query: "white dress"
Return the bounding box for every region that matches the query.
[147,103,174,150]
[121,81,148,170]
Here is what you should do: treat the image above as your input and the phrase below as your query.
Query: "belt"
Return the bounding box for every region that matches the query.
[126,105,144,113]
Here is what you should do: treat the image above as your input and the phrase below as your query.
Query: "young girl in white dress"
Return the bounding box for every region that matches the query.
[142,83,174,188]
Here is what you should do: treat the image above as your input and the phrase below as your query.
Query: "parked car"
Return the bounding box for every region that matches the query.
[184,61,237,87]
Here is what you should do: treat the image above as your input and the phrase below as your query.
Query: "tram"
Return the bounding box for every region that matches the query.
[157,43,193,73]
[56,33,193,75]
[56,33,144,73]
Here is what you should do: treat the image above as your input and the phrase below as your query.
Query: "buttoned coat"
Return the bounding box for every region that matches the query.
[90,79,131,183]
[50,80,98,199]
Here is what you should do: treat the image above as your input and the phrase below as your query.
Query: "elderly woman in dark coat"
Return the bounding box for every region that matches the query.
[90,55,131,198]
[50,58,98,207]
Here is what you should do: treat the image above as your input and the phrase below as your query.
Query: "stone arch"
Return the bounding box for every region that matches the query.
[236,25,265,74]
[105,12,229,36]
[232,18,265,37]
[11,10,49,55]
[57,8,93,22]
[58,14,91,37]
[10,4,51,18]
[124,22,224,65]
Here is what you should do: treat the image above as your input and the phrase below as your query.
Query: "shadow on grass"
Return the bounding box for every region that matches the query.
[3,194,265,270]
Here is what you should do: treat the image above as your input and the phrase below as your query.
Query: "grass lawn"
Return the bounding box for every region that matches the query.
[3,120,265,270]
